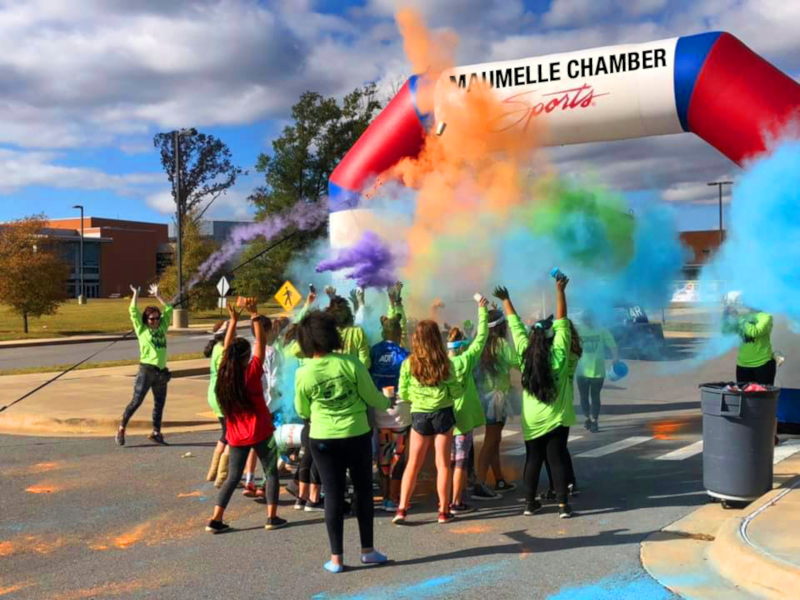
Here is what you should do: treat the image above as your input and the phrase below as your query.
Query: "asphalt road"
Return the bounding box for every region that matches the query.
[0,334,213,370]
[0,405,724,599]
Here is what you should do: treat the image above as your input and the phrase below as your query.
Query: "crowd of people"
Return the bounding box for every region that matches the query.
[114,274,633,573]
[114,273,780,573]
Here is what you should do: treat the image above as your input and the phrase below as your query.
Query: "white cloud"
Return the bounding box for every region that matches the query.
[0,148,161,194]
[146,188,254,220]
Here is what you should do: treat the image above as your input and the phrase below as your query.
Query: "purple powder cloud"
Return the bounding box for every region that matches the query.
[316,231,398,289]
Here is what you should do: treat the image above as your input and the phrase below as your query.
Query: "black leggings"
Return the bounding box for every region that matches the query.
[217,418,228,445]
[310,432,374,555]
[524,426,571,504]
[121,365,168,430]
[295,421,321,485]
[544,436,576,491]
[577,376,604,421]
[736,359,776,386]
[216,436,279,508]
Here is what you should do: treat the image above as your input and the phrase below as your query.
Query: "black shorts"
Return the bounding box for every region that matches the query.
[737,359,777,386]
[411,407,456,436]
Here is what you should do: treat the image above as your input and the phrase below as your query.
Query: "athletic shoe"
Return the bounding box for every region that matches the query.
[147,431,168,445]
[449,502,475,515]
[205,520,230,534]
[559,504,574,519]
[583,418,592,431]
[242,483,257,497]
[324,560,344,574]
[360,550,388,565]
[568,483,579,497]
[382,499,398,513]
[115,428,125,447]
[523,500,543,516]
[392,509,408,524]
[264,516,288,530]
[294,498,306,510]
[304,500,325,513]
[470,483,501,501]
[589,420,599,433]
[538,489,557,503]
[437,512,455,524]
[495,479,517,493]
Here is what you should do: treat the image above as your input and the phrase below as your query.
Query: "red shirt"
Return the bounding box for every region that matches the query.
[225,355,274,447]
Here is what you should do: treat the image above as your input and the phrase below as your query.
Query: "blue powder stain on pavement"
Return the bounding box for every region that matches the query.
[312,560,510,600]
[548,571,676,599]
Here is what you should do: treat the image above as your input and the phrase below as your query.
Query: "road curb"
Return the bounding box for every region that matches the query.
[707,478,800,600]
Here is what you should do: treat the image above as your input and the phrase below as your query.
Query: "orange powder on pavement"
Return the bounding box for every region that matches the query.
[177,491,204,498]
[25,484,62,494]
[31,462,60,473]
[451,525,493,534]
[0,583,32,596]
[0,535,68,557]
[649,418,690,440]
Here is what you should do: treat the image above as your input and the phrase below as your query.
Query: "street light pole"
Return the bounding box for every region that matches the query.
[72,205,85,305]
[172,129,192,329]
[707,181,733,246]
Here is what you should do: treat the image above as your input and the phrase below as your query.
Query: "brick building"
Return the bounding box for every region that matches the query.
[46,217,169,298]
[679,230,725,277]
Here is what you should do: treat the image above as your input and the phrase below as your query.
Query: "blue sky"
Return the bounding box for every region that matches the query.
[0,0,797,230]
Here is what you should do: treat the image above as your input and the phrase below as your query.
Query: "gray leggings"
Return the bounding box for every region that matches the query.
[577,376,604,420]
[121,364,168,430]
[216,436,280,508]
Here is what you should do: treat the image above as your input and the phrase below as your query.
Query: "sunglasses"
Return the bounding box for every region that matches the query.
[147,316,160,322]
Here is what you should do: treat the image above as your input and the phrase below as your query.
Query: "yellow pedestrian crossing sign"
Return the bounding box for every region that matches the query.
[275,280,302,311]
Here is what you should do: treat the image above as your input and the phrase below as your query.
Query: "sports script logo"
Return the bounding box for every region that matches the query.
[493,84,610,132]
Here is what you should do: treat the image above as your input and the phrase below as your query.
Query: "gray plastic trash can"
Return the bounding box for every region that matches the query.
[701,382,779,502]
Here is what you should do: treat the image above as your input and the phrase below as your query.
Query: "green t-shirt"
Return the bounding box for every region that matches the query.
[207,342,224,418]
[727,312,774,368]
[451,307,489,435]
[476,338,520,395]
[509,314,576,441]
[577,326,616,379]
[130,304,173,369]
[294,353,389,439]
[387,303,409,348]
[338,325,371,368]
[398,358,463,414]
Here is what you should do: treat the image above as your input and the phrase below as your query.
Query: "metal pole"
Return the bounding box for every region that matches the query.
[174,130,183,307]
[718,184,723,245]
[80,207,84,300]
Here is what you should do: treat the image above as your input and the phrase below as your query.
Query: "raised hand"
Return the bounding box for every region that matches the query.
[432,298,445,310]
[492,286,510,301]
[356,287,365,306]
[227,302,244,322]
[148,283,159,297]
[349,289,360,312]
[556,276,569,291]
[478,296,489,309]
[244,297,259,316]
[324,285,337,299]
[129,284,140,296]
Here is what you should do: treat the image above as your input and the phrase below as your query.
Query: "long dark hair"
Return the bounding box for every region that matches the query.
[521,329,556,404]
[142,306,161,327]
[569,319,583,359]
[479,309,508,376]
[215,337,253,417]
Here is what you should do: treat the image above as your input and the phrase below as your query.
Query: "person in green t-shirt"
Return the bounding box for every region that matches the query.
[116,284,174,447]
[444,299,489,515]
[471,308,521,502]
[326,294,371,368]
[576,313,618,433]
[204,321,229,484]
[294,310,391,574]
[495,276,576,519]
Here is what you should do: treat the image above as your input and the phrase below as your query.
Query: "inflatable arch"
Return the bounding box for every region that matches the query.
[328,32,800,247]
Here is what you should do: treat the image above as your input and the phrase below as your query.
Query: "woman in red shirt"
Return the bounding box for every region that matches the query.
[205,300,287,533]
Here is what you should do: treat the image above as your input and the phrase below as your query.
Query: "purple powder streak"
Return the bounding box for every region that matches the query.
[316,231,398,289]
[188,199,328,288]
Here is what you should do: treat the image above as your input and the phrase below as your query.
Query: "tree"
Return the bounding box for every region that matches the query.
[235,84,382,295]
[157,214,219,311]
[0,215,69,333]
[153,129,244,221]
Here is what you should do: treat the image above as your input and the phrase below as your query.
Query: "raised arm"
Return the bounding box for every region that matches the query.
[494,286,529,355]
[461,298,490,371]
[148,283,168,307]
[223,303,242,350]
[555,276,568,320]
[387,282,408,347]
[246,299,265,362]
[128,285,145,335]
[741,312,773,340]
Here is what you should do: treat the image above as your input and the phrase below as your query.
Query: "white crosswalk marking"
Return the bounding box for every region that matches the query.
[501,434,583,456]
[655,440,704,461]
[773,439,800,464]
[575,436,653,458]
[474,429,520,442]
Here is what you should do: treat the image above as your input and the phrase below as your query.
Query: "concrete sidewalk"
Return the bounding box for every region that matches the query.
[0,358,217,436]
[642,452,800,599]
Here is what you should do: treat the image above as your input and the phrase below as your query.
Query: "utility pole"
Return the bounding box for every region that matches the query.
[72,205,85,304]
[707,181,733,246]
[173,129,191,328]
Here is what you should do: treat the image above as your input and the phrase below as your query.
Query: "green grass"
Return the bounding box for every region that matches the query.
[0,352,205,376]
[0,298,283,341]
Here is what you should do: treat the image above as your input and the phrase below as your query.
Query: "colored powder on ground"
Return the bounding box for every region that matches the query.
[450,525,493,534]
[25,484,62,494]
[547,571,674,599]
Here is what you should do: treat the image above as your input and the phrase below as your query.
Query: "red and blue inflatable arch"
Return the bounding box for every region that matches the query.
[328,32,800,226]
